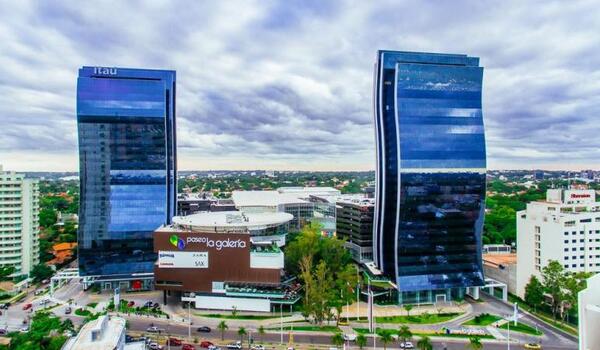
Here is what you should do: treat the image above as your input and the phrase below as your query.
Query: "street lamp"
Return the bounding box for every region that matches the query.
[188,293,195,339]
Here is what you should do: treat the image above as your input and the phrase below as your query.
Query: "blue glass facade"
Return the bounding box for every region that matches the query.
[373,51,486,295]
[77,66,176,278]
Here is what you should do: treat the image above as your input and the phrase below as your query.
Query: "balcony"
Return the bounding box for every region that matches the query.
[250,245,284,269]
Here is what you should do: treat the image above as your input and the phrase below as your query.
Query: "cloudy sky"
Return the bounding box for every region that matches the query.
[0,0,598,171]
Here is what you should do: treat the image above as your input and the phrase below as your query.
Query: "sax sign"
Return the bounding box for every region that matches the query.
[158,251,208,269]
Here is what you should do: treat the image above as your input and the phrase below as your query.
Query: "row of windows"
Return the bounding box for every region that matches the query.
[564,230,600,235]
[564,247,600,251]
[564,255,600,260]
[563,239,600,243]
[564,263,600,268]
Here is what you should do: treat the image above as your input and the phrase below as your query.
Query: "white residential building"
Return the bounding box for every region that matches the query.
[516,188,600,298]
[0,165,39,277]
[62,315,144,350]
[579,273,600,350]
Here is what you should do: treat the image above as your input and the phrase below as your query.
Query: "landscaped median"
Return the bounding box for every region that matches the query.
[199,313,292,320]
[499,321,543,336]
[354,312,464,324]
[267,325,341,332]
[353,327,494,340]
[461,313,502,326]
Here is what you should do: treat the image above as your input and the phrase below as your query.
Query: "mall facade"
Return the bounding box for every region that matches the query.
[153,211,300,312]
[373,51,486,304]
[77,66,177,290]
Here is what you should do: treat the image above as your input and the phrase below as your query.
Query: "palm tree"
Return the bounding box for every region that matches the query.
[217,320,228,340]
[238,327,247,343]
[467,336,483,350]
[417,336,432,350]
[331,333,344,348]
[356,333,367,350]
[398,325,412,344]
[378,329,394,350]
[257,325,265,343]
[403,304,414,318]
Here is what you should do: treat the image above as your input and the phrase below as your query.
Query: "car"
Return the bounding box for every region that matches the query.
[127,301,135,307]
[342,334,357,341]
[251,345,265,350]
[400,342,414,349]
[125,335,135,343]
[148,342,163,350]
[153,302,160,308]
[196,326,211,332]
[168,338,183,346]
[22,303,32,311]
[182,344,196,350]
[19,326,28,333]
[65,307,72,314]
[0,329,7,335]
[41,279,50,284]
[524,344,542,350]
[200,341,214,348]
[208,346,220,350]
[0,303,9,309]
[146,326,160,333]
[227,342,242,349]
[144,301,154,308]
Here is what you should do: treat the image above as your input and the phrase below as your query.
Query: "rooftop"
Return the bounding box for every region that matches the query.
[62,315,125,350]
[232,191,308,207]
[483,253,517,267]
[171,211,293,231]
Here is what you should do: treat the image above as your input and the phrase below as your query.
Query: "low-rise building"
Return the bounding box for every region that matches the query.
[154,211,300,312]
[579,273,600,350]
[482,253,517,295]
[516,188,600,298]
[335,196,375,263]
[62,315,142,350]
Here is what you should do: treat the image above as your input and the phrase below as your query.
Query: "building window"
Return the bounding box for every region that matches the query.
[572,264,577,268]
[564,240,569,244]
[564,248,569,252]
[564,232,569,236]
[565,256,569,260]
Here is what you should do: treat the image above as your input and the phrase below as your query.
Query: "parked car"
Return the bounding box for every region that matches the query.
[0,328,7,335]
[0,303,8,309]
[125,335,135,343]
[200,341,214,348]
[182,344,196,350]
[127,301,135,307]
[196,326,211,332]
[148,342,163,350]
[22,303,32,311]
[144,301,154,308]
[167,338,183,346]
[208,345,220,350]
[153,302,160,309]
[41,279,50,284]
[251,345,265,350]
[19,326,28,333]
[400,342,414,349]
[64,307,72,314]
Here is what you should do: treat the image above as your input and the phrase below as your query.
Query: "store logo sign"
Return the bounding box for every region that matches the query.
[186,236,247,251]
[169,235,186,250]
[93,67,117,75]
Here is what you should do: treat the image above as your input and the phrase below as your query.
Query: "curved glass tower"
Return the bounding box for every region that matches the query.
[77,67,176,289]
[373,51,486,302]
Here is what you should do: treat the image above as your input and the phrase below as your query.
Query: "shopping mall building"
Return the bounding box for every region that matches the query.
[153,211,300,312]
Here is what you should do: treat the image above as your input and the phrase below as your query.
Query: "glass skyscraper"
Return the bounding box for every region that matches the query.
[373,51,486,303]
[77,67,176,289]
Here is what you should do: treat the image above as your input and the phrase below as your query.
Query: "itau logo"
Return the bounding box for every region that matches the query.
[169,235,185,250]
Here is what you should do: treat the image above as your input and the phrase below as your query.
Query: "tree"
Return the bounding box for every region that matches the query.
[237,327,247,343]
[39,208,57,228]
[398,325,412,344]
[30,263,54,282]
[403,304,414,318]
[231,306,238,317]
[257,325,265,343]
[356,333,367,350]
[331,333,344,347]
[217,321,228,340]
[0,266,15,281]
[524,275,544,312]
[416,336,432,350]
[378,329,394,350]
[467,336,483,350]
[541,260,567,318]
[60,318,74,332]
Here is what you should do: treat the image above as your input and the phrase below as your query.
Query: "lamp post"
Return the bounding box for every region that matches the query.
[188,293,195,339]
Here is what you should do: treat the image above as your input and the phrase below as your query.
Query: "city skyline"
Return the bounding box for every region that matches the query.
[1,1,599,171]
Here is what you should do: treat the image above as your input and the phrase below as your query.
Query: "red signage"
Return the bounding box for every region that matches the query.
[571,194,591,198]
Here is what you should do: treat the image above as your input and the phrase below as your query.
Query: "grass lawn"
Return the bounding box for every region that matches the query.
[462,314,502,326]
[357,313,462,324]
[507,293,577,336]
[268,325,340,332]
[74,308,92,316]
[499,322,543,336]
[353,328,494,340]
[201,313,291,320]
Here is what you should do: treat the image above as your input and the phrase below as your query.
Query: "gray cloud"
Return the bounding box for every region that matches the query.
[0,0,598,171]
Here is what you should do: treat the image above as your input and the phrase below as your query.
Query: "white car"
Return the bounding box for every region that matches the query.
[148,342,163,350]
[251,345,265,350]
[400,342,414,349]
[19,326,29,333]
[342,334,357,341]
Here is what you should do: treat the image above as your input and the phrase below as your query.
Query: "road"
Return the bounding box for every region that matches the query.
[125,317,576,350]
